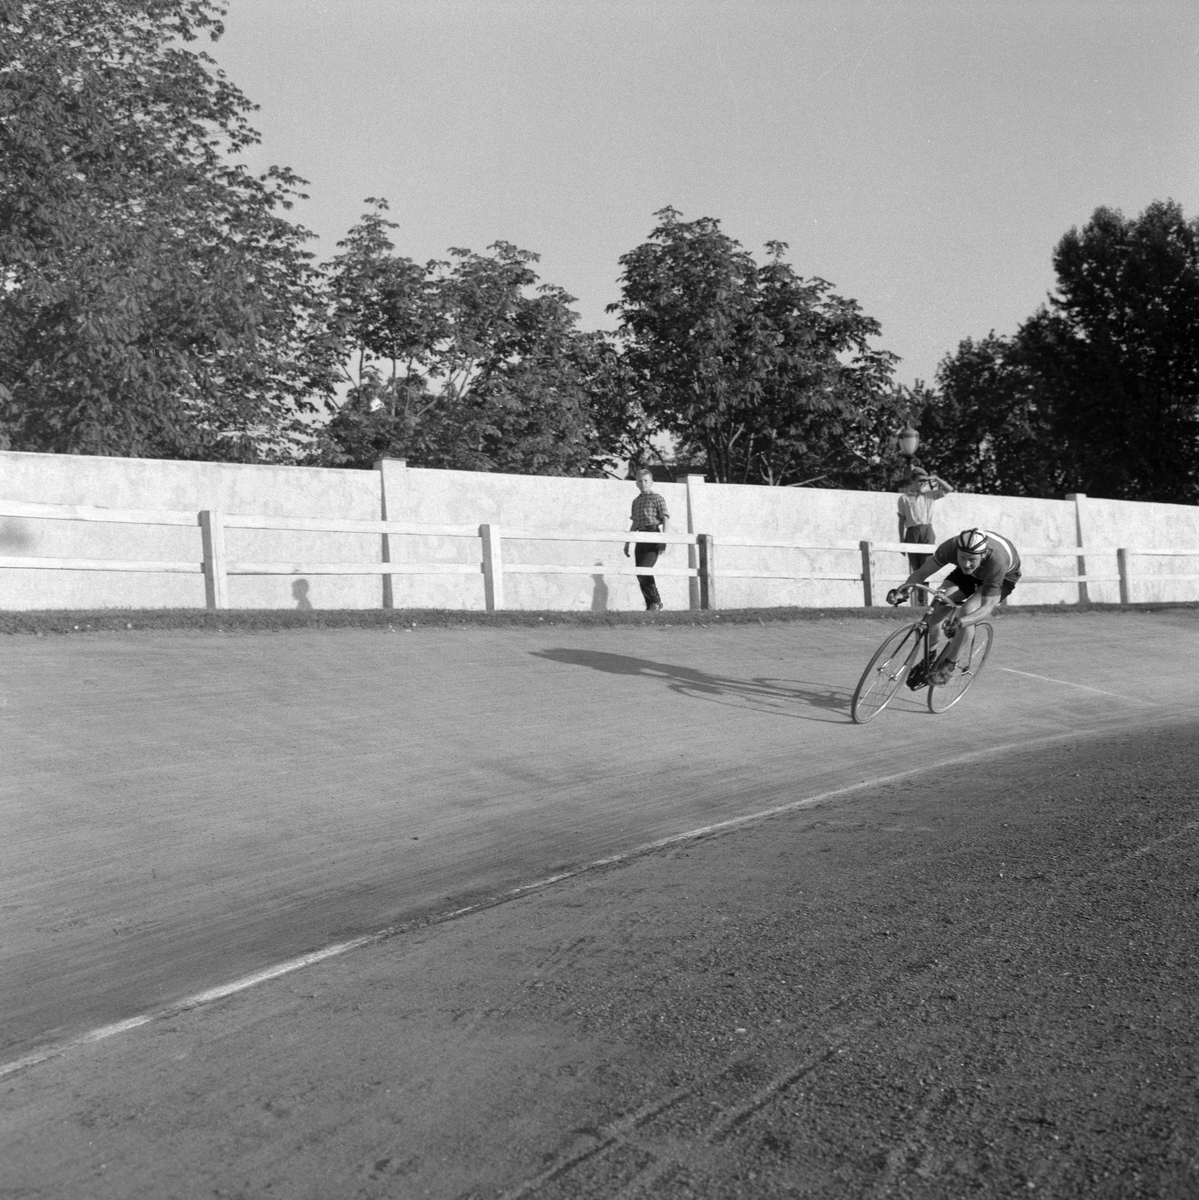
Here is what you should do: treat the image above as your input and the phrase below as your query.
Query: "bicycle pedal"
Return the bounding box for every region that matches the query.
[905,662,929,691]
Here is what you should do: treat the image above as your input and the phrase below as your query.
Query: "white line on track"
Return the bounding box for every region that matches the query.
[997,666,1153,703]
[1,718,1189,1081]
[1128,820,1199,860]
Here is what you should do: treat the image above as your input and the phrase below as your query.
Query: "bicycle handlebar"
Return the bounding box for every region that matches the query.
[886,583,957,608]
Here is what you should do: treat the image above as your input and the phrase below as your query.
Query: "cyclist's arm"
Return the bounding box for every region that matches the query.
[902,556,943,590]
[958,590,1000,626]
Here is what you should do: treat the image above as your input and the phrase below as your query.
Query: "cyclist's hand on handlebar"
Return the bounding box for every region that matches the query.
[885,587,909,606]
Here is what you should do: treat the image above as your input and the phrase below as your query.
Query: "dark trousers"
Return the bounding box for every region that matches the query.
[903,524,935,572]
[635,544,662,608]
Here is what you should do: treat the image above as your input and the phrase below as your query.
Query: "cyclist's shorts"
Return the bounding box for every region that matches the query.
[946,567,1019,601]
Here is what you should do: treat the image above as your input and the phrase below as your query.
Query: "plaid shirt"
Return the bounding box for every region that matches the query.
[631,491,669,531]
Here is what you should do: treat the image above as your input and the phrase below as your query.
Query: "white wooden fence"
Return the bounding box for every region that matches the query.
[0,499,1195,611]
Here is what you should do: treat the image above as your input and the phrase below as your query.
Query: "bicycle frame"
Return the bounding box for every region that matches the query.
[895,583,957,684]
[850,583,991,723]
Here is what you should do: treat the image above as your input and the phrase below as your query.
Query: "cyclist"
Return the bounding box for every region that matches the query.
[887,527,1021,686]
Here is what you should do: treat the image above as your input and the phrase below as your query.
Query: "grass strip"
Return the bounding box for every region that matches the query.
[2,602,1196,636]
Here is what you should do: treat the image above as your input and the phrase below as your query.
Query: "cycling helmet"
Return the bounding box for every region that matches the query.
[955,527,989,555]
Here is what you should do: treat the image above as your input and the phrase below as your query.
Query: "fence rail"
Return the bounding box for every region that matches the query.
[1,500,1195,612]
[0,555,202,573]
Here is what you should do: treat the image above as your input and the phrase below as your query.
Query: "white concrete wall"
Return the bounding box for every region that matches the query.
[0,451,382,610]
[1082,495,1199,604]
[379,462,692,612]
[689,480,883,609]
[1,449,1195,611]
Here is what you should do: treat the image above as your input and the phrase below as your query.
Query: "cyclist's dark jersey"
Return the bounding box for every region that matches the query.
[932,531,1021,597]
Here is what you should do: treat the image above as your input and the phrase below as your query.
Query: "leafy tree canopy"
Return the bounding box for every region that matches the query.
[919,200,1199,503]
[914,335,1066,498]
[0,0,335,461]
[610,208,904,487]
[316,200,650,475]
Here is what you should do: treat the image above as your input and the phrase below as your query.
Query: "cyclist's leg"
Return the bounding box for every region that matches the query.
[937,590,985,671]
[928,590,964,658]
[942,577,1013,669]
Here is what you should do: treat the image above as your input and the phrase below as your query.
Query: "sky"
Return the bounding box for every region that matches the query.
[213,0,1199,387]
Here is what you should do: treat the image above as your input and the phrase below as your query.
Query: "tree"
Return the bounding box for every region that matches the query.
[1021,201,1199,503]
[611,209,901,487]
[919,201,1199,502]
[915,336,1068,497]
[0,0,334,461]
[317,202,646,476]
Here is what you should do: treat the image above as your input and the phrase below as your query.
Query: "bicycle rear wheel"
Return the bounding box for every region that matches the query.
[851,622,922,724]
[928,622,994,713]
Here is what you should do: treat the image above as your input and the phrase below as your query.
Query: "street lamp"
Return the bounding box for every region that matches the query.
[897,423,920,461]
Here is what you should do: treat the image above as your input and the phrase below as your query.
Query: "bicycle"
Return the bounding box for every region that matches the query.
[850,583,995,724]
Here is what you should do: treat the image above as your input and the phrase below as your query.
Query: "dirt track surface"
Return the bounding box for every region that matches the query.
[2,612,1198,1197]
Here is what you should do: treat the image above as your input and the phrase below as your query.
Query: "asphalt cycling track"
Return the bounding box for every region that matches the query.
[2,609,1197,1197]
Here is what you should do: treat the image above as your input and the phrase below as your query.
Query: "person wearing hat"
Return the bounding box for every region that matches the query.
[897,467,953,573]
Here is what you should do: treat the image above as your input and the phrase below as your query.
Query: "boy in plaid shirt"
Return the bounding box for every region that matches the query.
[623,467,669,610]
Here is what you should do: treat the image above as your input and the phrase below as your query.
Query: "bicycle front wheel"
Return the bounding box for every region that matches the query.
[928,622,994,713]
[851,622,922,724]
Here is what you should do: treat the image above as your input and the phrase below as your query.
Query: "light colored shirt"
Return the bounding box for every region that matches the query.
[897,483,949,528]
[898,491,937,526]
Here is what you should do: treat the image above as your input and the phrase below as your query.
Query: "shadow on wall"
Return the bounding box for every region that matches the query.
[591,562,609,612]
[0,520,33,551]
[291,579,313,611]
[531,648,850,723]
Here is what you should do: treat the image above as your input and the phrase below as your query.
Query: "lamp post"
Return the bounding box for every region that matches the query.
[897,423,923,608]
[897,423,920,462]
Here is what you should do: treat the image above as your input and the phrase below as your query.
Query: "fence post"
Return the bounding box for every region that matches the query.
[860,540,875,607]
[480,523,504,611]
[199,509,228,610]
[1066,492,1089,604]
[685,474,706,611]
[376,457,407,609]
[1117,548,1131,605]
[697,533,715,610]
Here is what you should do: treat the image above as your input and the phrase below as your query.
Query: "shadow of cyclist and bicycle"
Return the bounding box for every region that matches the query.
[530,648,868,724]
